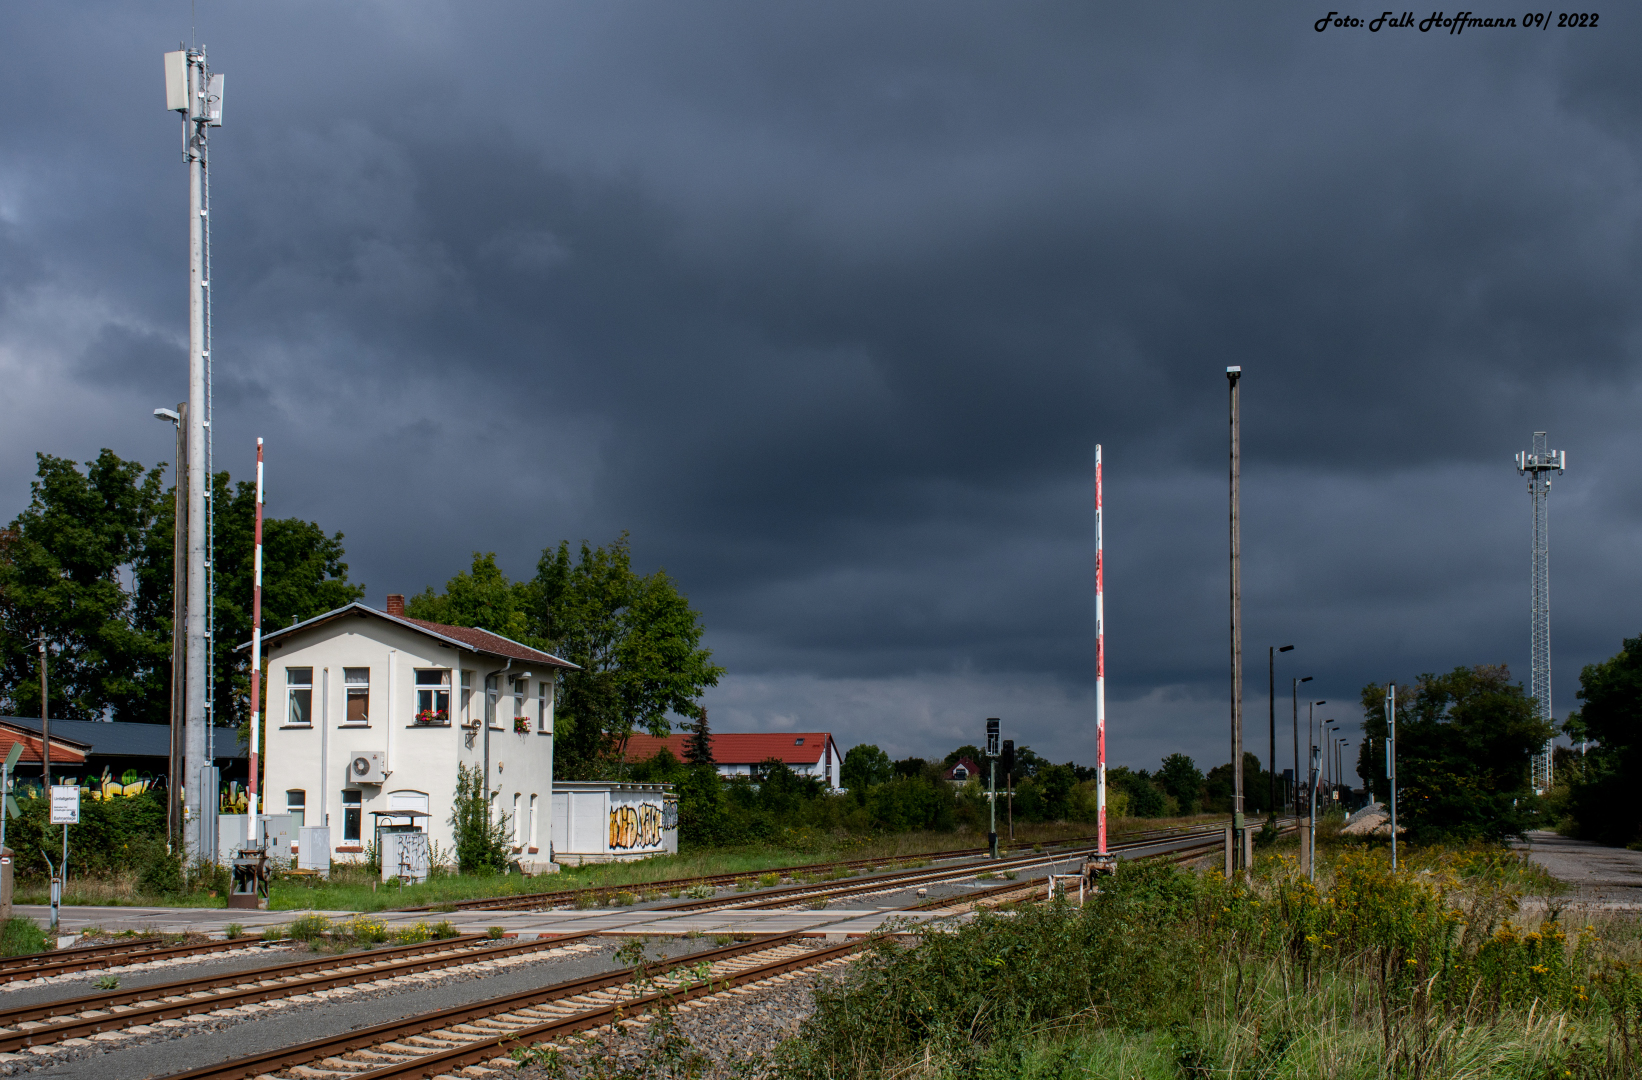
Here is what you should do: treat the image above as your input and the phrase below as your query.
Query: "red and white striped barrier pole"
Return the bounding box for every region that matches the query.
[1095,444,1106,857]
[248,439,264,848]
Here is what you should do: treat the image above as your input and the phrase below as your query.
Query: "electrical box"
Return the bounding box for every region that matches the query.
[206,73,224,126]
[348,751,386,784]
[164,51,187,112]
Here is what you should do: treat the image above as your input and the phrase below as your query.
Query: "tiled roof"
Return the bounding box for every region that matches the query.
[248,603,578,670]
[399,619,578,669]
[624,732,835,766]
[0,721,89,766]
[943,757,981,781]
[0,717,247,760]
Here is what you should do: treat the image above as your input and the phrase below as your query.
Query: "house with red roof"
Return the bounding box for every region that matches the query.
[623,731,842,789]
[253,595,577,871]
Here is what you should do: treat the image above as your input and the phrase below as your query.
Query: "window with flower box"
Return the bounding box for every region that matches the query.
[414,669,450,725]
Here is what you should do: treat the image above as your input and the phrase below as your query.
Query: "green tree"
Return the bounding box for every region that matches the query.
[1108,766,1165,818]
[1157,753,1204,816]
[1203,752,1272,814]
[0,451,166,721]
[841,744,892,791]
[0,449,362,727]
[404,553,528,642]
[529,535,725,778]
[1558,635,1642,845]
[944,745,985,768]
[1355,665,1550,843]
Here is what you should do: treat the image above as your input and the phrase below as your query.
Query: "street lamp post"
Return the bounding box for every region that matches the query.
[1270,645,1293,817]
[1293,676,1312,814]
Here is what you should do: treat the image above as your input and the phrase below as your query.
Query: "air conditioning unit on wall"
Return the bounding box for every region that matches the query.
[349,751,386,784]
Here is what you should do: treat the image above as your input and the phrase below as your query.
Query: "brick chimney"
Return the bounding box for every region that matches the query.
[386,594,405,617]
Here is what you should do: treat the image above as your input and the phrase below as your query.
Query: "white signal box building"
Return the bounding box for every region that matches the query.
[254,596,577,873]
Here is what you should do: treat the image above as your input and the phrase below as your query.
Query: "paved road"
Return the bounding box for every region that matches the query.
[1518,830,1642,910]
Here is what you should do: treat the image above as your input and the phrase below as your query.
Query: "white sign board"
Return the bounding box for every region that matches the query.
[49,786,79,825]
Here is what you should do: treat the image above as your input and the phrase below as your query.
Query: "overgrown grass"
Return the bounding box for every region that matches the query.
[771,842,1628,1080]
[0,918,49,957]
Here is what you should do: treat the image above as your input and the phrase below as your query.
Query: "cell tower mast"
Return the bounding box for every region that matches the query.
[165,47,224,861]
[1516,432,1564,795]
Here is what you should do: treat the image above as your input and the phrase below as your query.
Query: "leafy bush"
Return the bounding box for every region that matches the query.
[289,913,330,942]
[449,763,512,874]
[430,920,459,940]
[0,918,48,957]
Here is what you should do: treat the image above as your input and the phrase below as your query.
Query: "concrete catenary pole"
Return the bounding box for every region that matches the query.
[1095,444,1106,856]
[169,402,187,848]
[1226,366,1243,868]
[247,439,265,850]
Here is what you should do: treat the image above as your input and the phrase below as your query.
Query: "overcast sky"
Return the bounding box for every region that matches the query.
[2,4,1639,781]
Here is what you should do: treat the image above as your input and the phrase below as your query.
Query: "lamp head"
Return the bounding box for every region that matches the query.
[1279,645,1294,653]
[153,408,180,424]
[1300,676,1313,684]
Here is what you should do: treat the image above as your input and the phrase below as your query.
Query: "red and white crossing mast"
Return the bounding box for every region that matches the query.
[1095,444,1106,855]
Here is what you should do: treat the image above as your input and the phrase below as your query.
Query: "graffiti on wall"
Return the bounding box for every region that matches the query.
[608,802,665,850]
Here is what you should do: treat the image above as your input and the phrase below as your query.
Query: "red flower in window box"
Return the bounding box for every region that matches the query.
[514,717,530,734]
[416,709,448,725]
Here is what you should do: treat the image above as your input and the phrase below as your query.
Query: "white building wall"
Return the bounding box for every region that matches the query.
[264,615,556,867]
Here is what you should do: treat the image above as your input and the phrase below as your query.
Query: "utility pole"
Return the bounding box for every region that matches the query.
[986,719,1000,859]
[166,47,223,863]
[1226,366,1243,869]
[1516,434,1564,795]
[1095,444,1106,856]
[1386,683,1397,871]
[154,403,187,849]
[1002,740,1014,843]
[37,633,49,786]
[1292,676,1310,815]
[1270,646,1292,816]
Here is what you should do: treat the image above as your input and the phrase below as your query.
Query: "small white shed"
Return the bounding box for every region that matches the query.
[550,781,678,864]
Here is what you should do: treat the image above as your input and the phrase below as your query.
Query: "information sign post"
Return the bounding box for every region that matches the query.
[47,786,78,932]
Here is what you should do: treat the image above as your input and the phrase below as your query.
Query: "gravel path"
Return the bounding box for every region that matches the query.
[1517,830,1642,911]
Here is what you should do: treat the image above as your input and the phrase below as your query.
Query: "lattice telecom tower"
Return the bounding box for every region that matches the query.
[1516,433,1564,794]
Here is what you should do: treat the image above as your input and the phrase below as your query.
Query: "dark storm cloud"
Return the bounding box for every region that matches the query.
[2,2,1641,771]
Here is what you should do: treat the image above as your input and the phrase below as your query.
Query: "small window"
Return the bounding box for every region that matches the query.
[286,668,313,726]
[794,737,804,745]
[485,674,498,728]
[461,670,474,724]
[538,680,552,733]
[341,789,362,842]
[414,669,450,724]
[513,678,527,719]
[344,668,370,724]
[286,789,306,831]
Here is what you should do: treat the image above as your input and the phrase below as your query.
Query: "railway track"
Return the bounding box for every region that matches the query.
[0,934,283,986]
[413,818,1236,913]
[157,934,853,1080]
[113,819,1290,1080]
[0,932,607,1053]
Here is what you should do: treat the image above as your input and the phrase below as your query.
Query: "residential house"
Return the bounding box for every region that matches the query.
[943,757,982,786]
[254,595,577,869]
[622,732,843,789]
